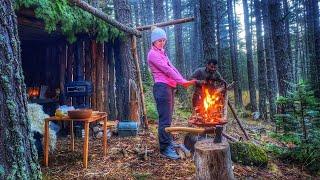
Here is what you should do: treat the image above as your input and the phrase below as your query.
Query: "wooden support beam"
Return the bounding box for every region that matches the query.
[136,17,195,31]
[68,0,141,37]
[131,35,148,129]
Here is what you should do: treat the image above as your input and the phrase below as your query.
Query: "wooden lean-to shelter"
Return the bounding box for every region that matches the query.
[16,1,147,127]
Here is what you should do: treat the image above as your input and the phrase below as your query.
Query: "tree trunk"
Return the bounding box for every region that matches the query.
[103,43,109,113]
[199,0,216,66]
[269,0,293,96]
[114,0,140,120]
[254,0,268,120]
[141,0,153,80]
[227,0,243,108]
[106,44,116,120]
[314,0,320,96]
[243,0,257,111]
[153,0,165,23]
[261,0,278,120]
[305,0,320,96]
[216,0,224,77]
[173,0,185,75]
[283,0,293,81]
[0,1,41,178]
[194,139,235,180]
[164,0,172,59]
[191,0,202,70]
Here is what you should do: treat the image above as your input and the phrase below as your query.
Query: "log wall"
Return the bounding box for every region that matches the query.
[21,38,113,113]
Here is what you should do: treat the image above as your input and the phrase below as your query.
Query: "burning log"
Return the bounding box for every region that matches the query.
[194,138,235,180]
[189,81,228,127]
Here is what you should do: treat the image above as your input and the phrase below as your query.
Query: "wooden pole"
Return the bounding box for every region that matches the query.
[69,0,141,36]
[194,139,235,180]
[136,17,195,31]
[130,35,148,129]
[91,40,97,110]
[103,43,109,113]
[228,100,250,140]
[59,44,67,104]
[96,43,104,111]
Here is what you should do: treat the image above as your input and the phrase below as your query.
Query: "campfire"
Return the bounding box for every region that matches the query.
[189,81,228,126]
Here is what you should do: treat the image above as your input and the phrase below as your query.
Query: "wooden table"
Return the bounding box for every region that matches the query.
[44,113,108,168]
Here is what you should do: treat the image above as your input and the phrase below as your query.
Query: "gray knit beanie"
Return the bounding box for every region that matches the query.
[151,27,167,43]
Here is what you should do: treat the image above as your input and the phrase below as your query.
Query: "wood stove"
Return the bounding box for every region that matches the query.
[65,81,93,108]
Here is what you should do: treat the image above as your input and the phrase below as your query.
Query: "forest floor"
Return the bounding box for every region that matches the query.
[41,116,318,180]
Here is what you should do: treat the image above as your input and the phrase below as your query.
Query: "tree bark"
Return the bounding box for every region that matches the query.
[261,0,278,120]
[191,0,201,71]
[254,0,268,120]
[164,0,172,59]
[242,0,257,111]
[227,0,243,108]
[199,0,216,66]
[283,0,293,80]
[305,0,320,96]
[96,43,104,111]
[194,139,235,180]
[153,0,165,23]
[103,43,109,113]
[0,1,41,178]
[114,0,141,120]
[173,0,185,75]
[106,44,116,120]
[269,0,293,96]
[216,0,224,77]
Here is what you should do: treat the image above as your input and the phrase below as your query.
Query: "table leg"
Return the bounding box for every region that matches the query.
[83,122,89,168]
[44,120,49,166]
[70,120,74,151]
[103,117,107,156]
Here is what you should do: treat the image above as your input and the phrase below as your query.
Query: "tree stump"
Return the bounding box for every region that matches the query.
[194,139,235,180]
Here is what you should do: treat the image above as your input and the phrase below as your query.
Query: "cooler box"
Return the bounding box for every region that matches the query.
[117,120,139,137]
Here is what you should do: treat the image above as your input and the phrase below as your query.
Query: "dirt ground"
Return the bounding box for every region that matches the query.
[41,119,317,180]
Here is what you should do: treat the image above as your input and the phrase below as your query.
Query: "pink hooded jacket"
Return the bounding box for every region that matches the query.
[147,46,187,88]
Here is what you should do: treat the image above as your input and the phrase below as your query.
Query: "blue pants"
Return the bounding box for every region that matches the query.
[153,83,174,151]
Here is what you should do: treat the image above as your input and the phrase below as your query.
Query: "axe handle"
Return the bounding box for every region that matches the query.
[165,127,215,134]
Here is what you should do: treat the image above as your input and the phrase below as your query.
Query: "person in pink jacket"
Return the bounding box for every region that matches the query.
[147,26,195,160]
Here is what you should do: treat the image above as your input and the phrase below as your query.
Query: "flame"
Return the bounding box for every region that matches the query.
[192,86,226,125]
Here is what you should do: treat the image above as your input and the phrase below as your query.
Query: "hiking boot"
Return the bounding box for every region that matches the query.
[160,145,180,160]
